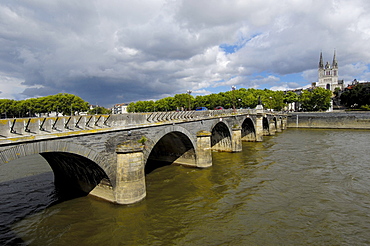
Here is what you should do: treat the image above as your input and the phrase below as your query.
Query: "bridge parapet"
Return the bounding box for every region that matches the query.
[0,115,111,141]
[0,109,262,144]
[146,108,259,122]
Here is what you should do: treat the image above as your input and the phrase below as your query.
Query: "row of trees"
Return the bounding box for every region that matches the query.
[0,87,334,118]
[127,87,332,113]
[339,83,370,110]
[0,93,91,118]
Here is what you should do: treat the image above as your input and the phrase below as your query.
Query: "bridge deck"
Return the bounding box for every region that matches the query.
[0,109,268,145]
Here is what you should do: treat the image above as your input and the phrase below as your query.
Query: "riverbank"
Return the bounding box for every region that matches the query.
[286,111,370,129]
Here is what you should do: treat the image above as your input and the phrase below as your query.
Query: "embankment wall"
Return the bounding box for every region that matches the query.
[287,112,370,129]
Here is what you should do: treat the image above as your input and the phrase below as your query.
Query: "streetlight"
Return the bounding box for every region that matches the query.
[231,85,236,112]
[269,97,272,111]
[187,90,192,111]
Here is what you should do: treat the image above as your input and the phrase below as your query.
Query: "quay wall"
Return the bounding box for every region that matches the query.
[287,112,370,129]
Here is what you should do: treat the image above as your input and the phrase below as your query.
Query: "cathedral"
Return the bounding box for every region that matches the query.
[312,51,344,91]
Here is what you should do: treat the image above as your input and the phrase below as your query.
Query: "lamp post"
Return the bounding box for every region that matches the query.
[231,85,236,112]
[269,97,272,111]
[187,90,192,111]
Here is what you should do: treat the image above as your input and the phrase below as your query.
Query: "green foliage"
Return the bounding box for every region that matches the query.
[174,93,193,110]
[88,106,111,115]
[54,93,89,115]
[0,93,90,118]
[127,102,136,113]
[127,88,302,112]
[283,91,299,104]
[360,105,370,111]
[155,97,175,111]
[299,87,332,111]
[138,136,147,145]
[340,83,370,109]
[127,100,157,112]
[333,87,341,97]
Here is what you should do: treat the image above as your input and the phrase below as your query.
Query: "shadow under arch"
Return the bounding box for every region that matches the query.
[145,131,196,174]
[0,142,112,201]
[211,121,232,152]
[241,117,256,141]
[40,152,110,200]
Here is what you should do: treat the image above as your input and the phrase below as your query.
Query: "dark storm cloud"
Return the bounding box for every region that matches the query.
[0,0,370,106]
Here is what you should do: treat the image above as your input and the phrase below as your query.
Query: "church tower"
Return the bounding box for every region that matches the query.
[316,51,342,91]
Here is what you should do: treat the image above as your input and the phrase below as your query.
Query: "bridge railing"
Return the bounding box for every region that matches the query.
[0,108,265,140]
[0,115,113,139]
[145,108,262,122]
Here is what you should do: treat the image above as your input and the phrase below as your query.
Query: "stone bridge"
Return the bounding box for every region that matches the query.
[0,108,287,204]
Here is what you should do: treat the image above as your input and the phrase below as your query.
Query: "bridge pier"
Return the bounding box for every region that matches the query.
[231,127,242,152]
[115,141,146,204]
[282,117,287,130]
[255,114,264,142]
[196,131,212,168]
[276,118,282,132]
[269,120,276,135]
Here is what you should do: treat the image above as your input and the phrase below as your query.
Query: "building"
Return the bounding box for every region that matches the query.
[112,103,128,114]
[312,51,344,91]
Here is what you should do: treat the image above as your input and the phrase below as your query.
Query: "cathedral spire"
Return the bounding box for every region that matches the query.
[319,52,324,69]
[332,50,338,68]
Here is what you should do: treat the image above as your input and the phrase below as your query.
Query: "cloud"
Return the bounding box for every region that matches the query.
[0,72,29,100]
[0,0,370,107]
[339,63,370,82]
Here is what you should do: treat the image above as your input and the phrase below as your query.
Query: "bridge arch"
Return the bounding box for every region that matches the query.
[144,125,196,173]
[0,142,112,199]
[211,121,232,152]
[241,117,256,141]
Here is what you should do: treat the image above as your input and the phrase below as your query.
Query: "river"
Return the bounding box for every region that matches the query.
[1,128,370,245]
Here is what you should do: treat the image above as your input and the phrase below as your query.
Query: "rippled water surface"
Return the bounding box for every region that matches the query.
[1,129,370,245]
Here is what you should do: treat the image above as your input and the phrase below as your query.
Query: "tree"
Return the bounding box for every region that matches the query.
[300,87,332,111]
[194,95,209,109]
[145,100,156,112]
[174,93,191,110]
[133,101,147,112]
[283,91,298,104]
[208,93,223,109]
[127,102,136,113]
[0,93,90,118]
[88,106,110,115]
[53,93,89,115]
[340,83,370,108]
[155,97,175,111]
[0,99,16,118]
[283,91,299,111]
[272,91,285,111]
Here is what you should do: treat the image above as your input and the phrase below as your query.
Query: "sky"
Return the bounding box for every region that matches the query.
[1,0,370,107]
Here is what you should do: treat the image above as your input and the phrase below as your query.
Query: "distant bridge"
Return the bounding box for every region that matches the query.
[0,108,287,204]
